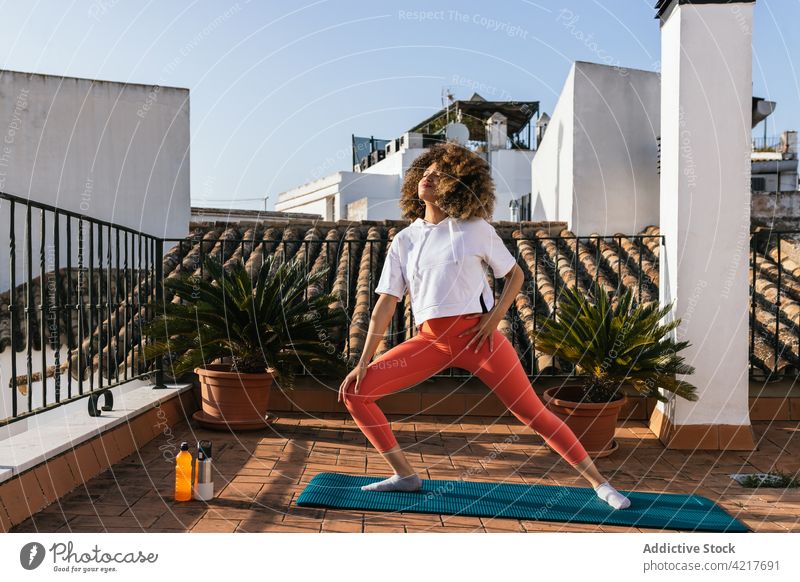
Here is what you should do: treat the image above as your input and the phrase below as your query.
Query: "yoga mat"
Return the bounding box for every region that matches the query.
[296,472,750,532]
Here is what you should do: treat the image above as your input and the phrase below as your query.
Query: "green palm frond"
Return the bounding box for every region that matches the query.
[141,252,349,386]
[531,284,698,404]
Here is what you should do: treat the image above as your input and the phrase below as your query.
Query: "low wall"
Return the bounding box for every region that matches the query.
[0,387,197,532]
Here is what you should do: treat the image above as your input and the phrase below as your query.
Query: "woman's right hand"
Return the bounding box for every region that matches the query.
[338,360,369,405]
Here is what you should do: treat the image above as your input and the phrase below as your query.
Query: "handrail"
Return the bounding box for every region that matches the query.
[1,190,165,427]
[10,188,789,419]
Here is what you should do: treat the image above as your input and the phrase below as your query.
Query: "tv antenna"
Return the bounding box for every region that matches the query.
[442,87,455,123]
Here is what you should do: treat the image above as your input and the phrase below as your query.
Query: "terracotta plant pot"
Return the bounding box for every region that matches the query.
[193,364,276,430]
[542,384,627,458]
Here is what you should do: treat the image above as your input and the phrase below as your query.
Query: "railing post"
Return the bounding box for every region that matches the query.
[153,237,167,389]
[9,199,18,419]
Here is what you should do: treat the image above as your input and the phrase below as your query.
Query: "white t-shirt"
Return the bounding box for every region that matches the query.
[374,216,517,328]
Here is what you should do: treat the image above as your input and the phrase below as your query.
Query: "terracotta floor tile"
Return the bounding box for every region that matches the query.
[405,525,480,533]
[191,518,241,532]
[13,512,74,532]
[321,518,364,532]
[364,524,406,532]
[42,500,131,518]
[440,515,483,527]
[151,509,206,530]
[8,413,798,534]
[479,517,525,532]
[67,514,159,530]
[262,522,322,533]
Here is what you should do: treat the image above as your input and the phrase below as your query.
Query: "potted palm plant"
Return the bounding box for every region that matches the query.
[531,283,698,457]
[141,252,349,430]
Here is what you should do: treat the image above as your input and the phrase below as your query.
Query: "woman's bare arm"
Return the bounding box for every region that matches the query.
[490,264,524,320]
[358,293,400,364]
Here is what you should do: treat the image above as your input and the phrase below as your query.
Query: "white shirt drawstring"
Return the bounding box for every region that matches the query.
[447,217,459,264]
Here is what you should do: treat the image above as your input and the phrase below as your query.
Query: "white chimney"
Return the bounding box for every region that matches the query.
[485,112,508,151]
[655,0,756,451]
[781,130,797,158]
[535,112,550,148]
[509,198,520,222]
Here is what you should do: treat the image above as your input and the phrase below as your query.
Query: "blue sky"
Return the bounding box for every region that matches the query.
[1,0,797,210]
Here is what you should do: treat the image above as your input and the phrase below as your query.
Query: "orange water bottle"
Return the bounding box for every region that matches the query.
[174,441,193,501]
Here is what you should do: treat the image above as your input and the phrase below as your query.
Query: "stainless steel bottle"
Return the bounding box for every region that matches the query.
[193,440,214,501]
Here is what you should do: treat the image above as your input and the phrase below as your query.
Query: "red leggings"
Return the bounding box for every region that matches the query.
[343,313,590,465]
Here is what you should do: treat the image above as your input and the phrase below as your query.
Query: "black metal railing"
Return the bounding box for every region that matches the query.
[0,203,676,427]
[752,136,784,152]
[9,201,793,420]
[161,231,664,381]
[147,227,800,384]
[750,229,800,381]
[1,191,164,427]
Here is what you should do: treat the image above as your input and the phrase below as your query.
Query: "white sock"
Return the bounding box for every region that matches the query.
[594,481,631,510]
[361,473,422,492]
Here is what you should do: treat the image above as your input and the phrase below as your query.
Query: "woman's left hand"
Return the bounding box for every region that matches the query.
[458,311,500,353]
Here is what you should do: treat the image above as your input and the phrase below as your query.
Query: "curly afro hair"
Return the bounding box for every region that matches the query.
[398,142,496,221]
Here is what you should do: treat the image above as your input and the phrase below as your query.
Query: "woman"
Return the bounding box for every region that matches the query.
[337,142,631,510]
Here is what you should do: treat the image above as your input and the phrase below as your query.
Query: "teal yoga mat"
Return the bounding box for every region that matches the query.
[295,472,749,532]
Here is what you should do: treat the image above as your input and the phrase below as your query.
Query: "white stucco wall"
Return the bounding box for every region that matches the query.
[0,69,190,293]
[658,2,753,427]
[532,61,660,236]
[531,65,575,223]
[573,62,660,235]
[362,148,409,176]
[280,142,534,223]
[0,70,190,234]
[276,171,401,220]
[490,148,536,222]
